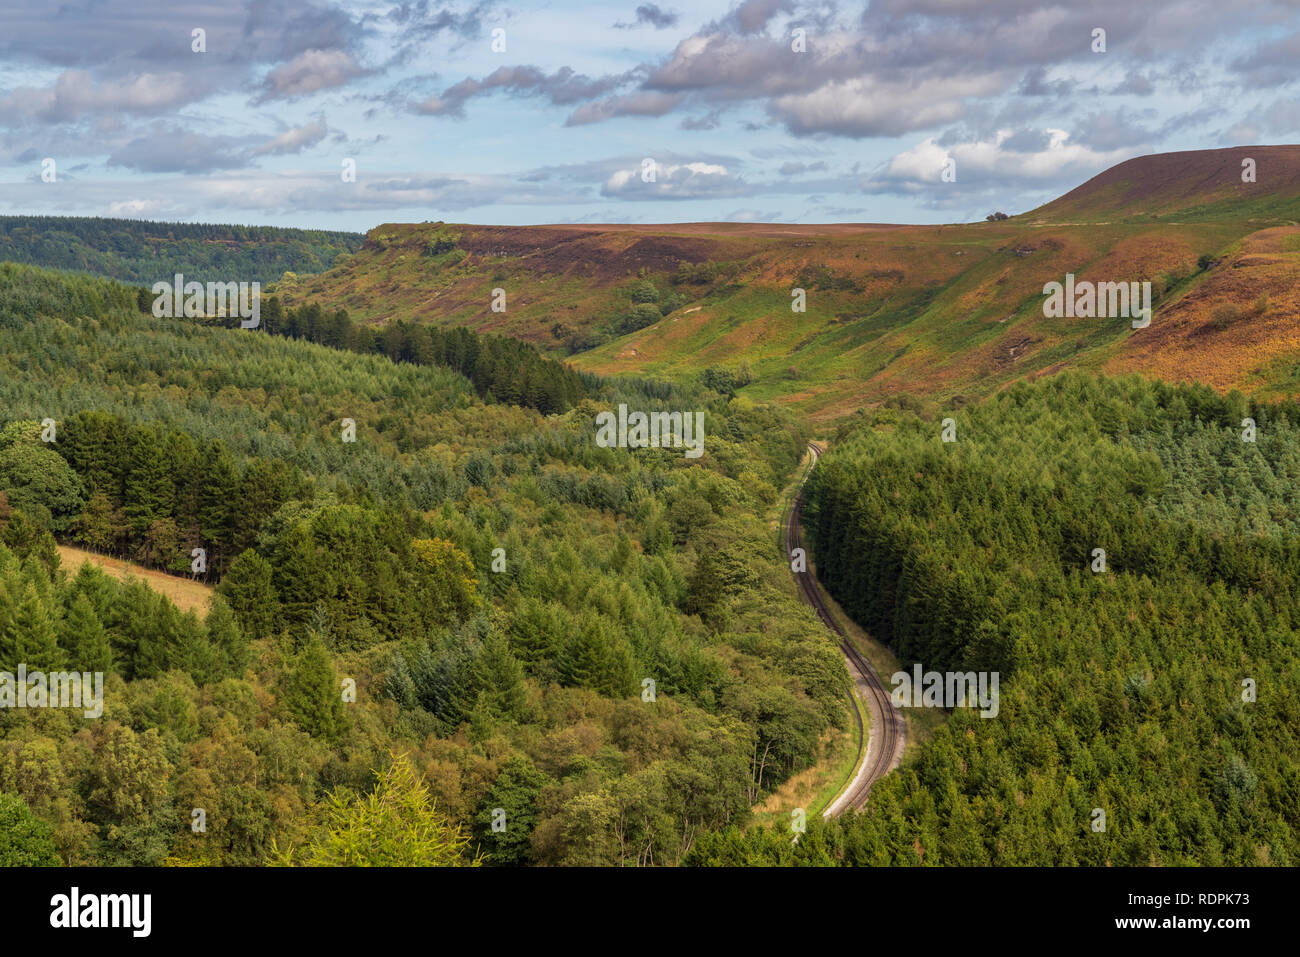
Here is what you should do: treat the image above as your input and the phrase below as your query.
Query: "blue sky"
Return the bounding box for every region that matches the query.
[1,0,1297,231]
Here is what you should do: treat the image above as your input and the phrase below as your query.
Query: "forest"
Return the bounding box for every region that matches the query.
[250,299,595,415]
[0,262,847,866]
[0,216,363,285]
[688,374,1300,865]
[3,257,1298,868]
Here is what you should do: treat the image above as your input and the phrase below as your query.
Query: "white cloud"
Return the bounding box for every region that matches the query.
[0,70,193,123]
[866,129,1138,194]
[255,120,330,156]
[256,50,365,102]
[602,160,748,199]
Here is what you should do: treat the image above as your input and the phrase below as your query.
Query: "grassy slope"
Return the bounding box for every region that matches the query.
[56,545,213,616]
[278,146,1300,421]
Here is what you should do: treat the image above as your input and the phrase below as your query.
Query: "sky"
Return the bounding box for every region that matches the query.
[0,0,1298,232]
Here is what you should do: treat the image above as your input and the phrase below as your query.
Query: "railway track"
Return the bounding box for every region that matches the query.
[783,442,906,815]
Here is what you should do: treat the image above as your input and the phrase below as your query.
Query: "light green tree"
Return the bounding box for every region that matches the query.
[278,753,479,867]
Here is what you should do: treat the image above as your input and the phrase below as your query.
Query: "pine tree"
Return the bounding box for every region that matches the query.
[205,595,249,678]
[62,592,114,675]
[1,586,64,671]
[123,429,172,535]
[178,622,220,685]
[470,633,528,722]
[197,443,237,567]
[559,621,635,698]
[282,636,345,741]
[217,549,279,639]
[280,753,478,867]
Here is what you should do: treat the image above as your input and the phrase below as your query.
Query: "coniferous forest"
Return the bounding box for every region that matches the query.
[4,255,1296,869]
[1,262,846,866]
[0,216,363,285]
[9,4,1300,945]
[689,375,1300,865]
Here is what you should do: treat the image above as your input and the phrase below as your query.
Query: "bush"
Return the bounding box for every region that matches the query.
[673,261,719,285]
[701,366,742,396]
[1209,304,1242,330]
[629,279,659,303]
[660,292,685,315]
[564,330,606,354]
[615,303,663,335]
[423,235,458,257]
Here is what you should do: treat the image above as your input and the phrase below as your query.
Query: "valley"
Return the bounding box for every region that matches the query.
[1,146,1298,870]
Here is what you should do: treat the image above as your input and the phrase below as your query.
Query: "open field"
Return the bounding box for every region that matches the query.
[56,545,214,617]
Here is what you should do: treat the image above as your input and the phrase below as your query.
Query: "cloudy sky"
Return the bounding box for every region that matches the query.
[1,0,1297,230]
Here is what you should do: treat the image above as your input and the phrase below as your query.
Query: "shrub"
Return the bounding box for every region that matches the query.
[701,366,738,396]
[423,235,458,257]
[615,303,663,335]
[629,279,659,303]
[673,261,719,285]
[660,292,685,315]
[1209,304,1242,330]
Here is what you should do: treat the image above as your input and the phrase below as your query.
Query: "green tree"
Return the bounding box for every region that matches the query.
[217,549,279,639]
[559,620,635,698]
[280,753,479,866]
[0,793,59,865]
[1,585,65,671]
[62,592,114,674]
[473,757,549,865]
[205,595,249,678]
[123,429,171,535]
[0,441,85,531]
[282,636,346,741]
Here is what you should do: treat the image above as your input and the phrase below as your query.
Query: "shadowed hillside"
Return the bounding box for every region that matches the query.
[1024,145,1300,224]
[0,215,364,285]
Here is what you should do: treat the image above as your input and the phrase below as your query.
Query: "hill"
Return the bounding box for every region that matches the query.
[0,215,363,285]
[276,146,1300,421]
[1024,145,1300,224]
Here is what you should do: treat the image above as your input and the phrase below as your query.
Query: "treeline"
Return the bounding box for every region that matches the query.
[0,412,304,579]
[691,372,1300,866]
[176,295,595,415]
[0,216,363,285]
[0,260,137,327]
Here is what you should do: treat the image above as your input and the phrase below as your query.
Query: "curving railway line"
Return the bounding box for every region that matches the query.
[783,442,906,816]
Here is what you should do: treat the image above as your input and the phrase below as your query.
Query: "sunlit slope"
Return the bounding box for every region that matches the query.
[279,147,1300,419]
[1105,225,1300,400]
